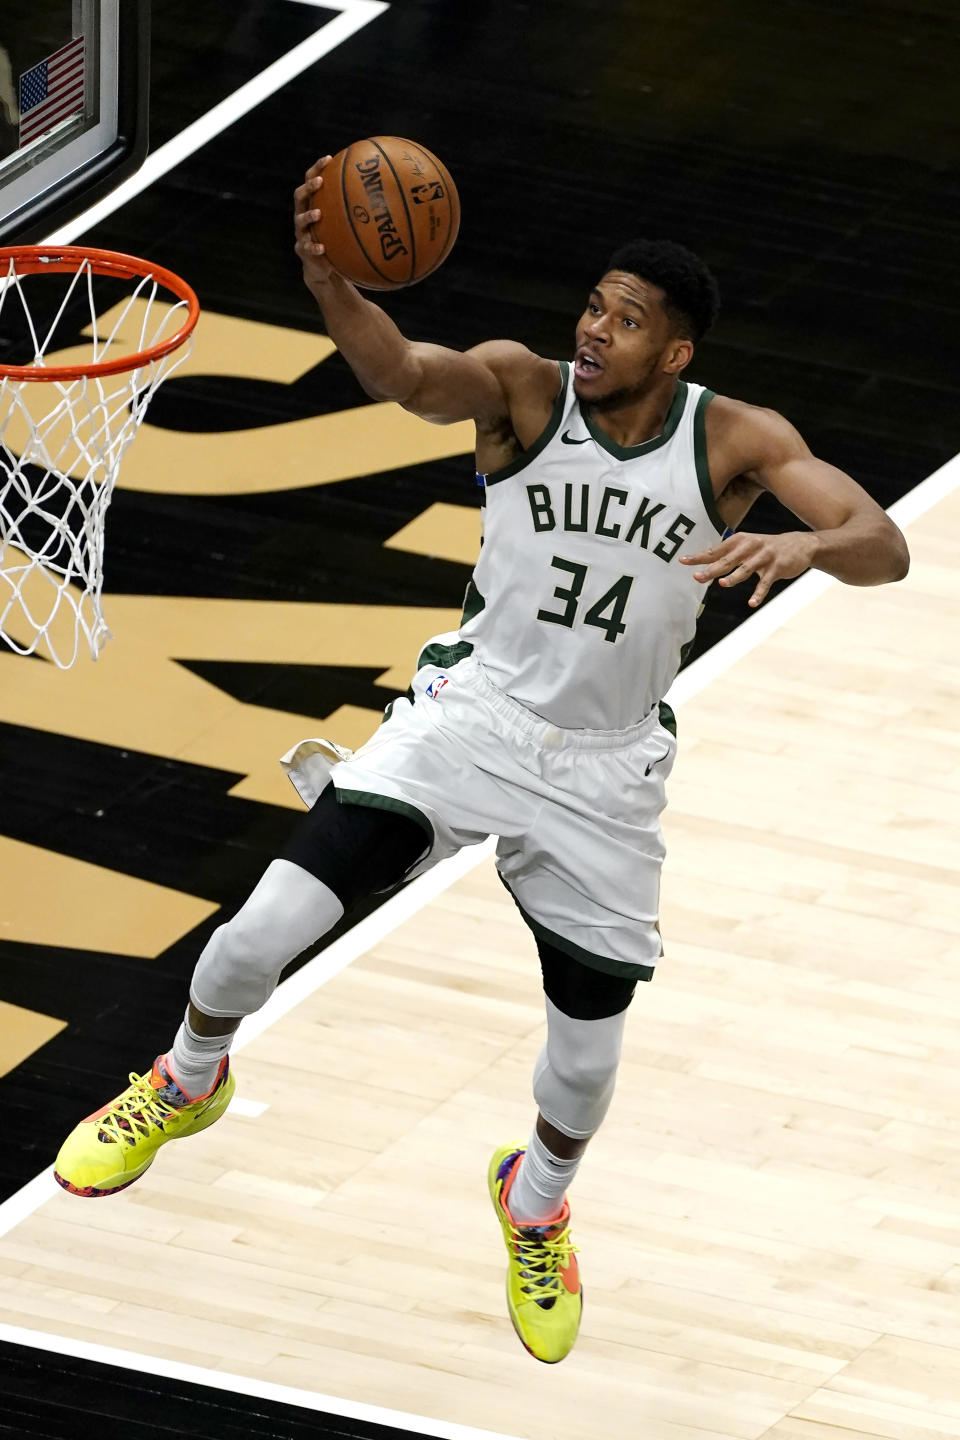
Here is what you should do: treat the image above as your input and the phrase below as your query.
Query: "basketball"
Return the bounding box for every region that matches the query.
[310,136,460,290]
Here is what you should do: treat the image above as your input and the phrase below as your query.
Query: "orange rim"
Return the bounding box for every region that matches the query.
[0,245,200,382]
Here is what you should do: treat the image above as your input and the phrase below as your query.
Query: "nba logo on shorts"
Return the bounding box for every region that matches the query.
[425,673,449,699]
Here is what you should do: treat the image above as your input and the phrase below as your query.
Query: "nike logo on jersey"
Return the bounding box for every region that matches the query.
[561,431,590,445]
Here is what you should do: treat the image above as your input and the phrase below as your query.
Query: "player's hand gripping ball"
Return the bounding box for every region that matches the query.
[308,137,460,290]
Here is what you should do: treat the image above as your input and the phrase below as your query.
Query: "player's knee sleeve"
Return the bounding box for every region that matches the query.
[532,995,628,1140]
[190,859,344,1017]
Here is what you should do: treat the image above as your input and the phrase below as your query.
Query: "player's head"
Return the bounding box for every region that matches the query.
[575,239,720,408]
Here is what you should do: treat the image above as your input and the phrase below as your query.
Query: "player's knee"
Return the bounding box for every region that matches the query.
[191,860,344,1017]
[215,909,276,980]
[190,915,278,1015]
[212,897,298,983]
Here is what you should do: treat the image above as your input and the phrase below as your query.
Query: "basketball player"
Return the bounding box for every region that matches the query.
[54,155,910,1365]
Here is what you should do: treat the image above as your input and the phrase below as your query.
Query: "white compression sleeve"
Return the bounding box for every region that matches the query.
[532,994,628,1141]
[189,858,344,1018]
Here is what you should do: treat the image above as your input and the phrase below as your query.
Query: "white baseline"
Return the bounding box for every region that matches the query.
[2,9,956,1430]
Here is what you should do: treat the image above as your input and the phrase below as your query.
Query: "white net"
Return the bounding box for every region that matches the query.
[0,254,195,668]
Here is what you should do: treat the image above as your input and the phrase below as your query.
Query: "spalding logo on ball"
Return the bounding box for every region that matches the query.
[311,136,461,291]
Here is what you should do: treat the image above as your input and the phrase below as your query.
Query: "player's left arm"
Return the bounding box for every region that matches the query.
[680,400,910,608]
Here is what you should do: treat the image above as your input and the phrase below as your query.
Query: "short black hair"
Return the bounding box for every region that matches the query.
[605,239,720,342]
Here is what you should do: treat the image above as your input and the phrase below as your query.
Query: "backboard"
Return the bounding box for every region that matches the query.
[0,0,148,243]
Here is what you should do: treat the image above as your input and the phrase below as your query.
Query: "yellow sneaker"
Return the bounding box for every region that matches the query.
[54,1055,235,1197]
[488,1143,583,1363]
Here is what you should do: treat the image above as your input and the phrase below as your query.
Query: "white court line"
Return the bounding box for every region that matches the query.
[0,1323,527,1440]
[43,0,389,245]
[4,0,958,1416]
[233,836,496,1051]
[229,1095,270,1117]
[1,464,954,1432]
[0,843,497,1234]
[0,1168,57,1242]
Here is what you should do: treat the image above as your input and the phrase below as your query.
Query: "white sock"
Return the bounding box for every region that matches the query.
[168,1009,232,1098]
[507,1126,582,1225]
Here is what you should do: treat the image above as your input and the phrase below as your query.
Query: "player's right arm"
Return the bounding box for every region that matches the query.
[294,158,556,433]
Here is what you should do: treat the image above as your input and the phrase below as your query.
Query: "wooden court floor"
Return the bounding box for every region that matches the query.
[0,479,957,1439]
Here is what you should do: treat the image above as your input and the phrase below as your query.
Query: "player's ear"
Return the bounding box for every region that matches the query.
[663,338,693,375]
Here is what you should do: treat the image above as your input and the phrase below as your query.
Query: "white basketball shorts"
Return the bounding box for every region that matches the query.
[281,645,677,980]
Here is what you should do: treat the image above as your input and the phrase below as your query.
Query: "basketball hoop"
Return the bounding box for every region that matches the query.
[0,245,200,668]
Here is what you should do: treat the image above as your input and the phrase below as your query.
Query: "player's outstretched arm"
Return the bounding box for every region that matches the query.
[294,157,546,426]
[681,399,910,607]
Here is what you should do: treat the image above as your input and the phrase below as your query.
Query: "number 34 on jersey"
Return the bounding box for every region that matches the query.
[527,480,697,645]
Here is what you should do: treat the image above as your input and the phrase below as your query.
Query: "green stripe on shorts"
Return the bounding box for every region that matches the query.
[498,874,656,982]
[335,787,435,848]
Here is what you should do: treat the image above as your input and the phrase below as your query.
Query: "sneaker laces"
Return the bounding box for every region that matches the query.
[511,1223,579,1309]
[97,1072,177,1146]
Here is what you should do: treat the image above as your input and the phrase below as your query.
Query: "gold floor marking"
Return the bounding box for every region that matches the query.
[384,502,482,566]
[0,835,217,957]
[11,303,475,496]
[0,591,459,954]
[0,595,461,807]
[0,1000,66,1080]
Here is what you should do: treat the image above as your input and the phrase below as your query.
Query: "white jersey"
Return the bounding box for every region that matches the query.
[457,362,725,730]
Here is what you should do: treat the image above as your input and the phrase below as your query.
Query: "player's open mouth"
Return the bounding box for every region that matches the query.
[574,353,603,380]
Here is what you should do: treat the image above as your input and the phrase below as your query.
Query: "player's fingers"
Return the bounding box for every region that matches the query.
[692,551,750,582]
[294,175,327,218]
[749,573,773,607]
[718,560,757,587]
[294,219,326,253]
[680,544,725,565]
[304,155,333,180]
[294,233,326,256]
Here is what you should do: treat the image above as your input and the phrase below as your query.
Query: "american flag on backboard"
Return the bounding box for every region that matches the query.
[18,36,86,148]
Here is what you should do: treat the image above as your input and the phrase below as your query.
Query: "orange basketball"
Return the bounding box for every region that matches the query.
[310,136,460,290]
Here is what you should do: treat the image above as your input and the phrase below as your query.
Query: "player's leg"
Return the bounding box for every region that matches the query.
[508,941,637,1218]
[488,709,671,1360]
[167,855,346,1096]
[488,941,638,1363]
[168,782,429,1092]
[167,653,507,1110]
[53,786,427,1196]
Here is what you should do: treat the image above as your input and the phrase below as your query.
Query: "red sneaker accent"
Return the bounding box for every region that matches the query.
[501,1153,570,1231]
[80,1099,121,1124]
[560,1253,581,1294]
[150,1053,228,1106]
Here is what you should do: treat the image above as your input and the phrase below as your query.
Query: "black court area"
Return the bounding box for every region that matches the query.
[0,1,958,1436]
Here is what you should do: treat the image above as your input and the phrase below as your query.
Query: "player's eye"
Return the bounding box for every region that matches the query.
[623,317,637,329]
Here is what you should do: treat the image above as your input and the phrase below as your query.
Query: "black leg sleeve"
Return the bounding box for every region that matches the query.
[280,784,429,911]
[537,938,638,1020]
